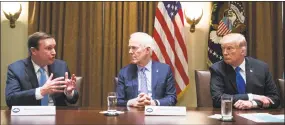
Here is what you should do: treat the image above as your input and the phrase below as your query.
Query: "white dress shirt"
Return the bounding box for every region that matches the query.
[232,59,258,108]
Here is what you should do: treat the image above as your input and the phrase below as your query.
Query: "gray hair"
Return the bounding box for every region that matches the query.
[129,32,154,55]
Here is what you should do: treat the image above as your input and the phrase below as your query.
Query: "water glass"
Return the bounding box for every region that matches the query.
[107,92,117,114]
[221,94,233,121]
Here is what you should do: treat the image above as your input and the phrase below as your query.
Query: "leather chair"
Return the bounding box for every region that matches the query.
[277,79,284,108]
[114,77,118,91]
[195,70,212,107]
[67,77,83,106]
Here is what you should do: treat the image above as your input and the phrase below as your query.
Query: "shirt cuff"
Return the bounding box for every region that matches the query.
[127,100,132,107]
[64,89,74,99]
[156,100,160,106]
[251,101,258,108]
[248,93,253,101]
[35,87,44,100]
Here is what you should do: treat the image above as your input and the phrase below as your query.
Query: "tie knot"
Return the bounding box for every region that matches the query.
[235,67,241,72]
[38,68,45,74]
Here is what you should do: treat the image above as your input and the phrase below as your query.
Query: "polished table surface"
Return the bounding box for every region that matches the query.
[1,107,284,125]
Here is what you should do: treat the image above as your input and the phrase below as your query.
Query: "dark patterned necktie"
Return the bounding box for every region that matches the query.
[140,67,148,94]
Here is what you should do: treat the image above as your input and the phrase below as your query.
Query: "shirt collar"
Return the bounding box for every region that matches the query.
[31,59,48,73]
[232,59,246,72]
[137,60,152,72]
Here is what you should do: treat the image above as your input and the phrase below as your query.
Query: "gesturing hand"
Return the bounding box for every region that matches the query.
[64,72,77,94]
[40,73,67,96]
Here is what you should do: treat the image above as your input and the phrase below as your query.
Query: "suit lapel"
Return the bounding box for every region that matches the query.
[225,63,238,93]
[129,64,138,97]
[24,57,39,88]
[151,61,158,98]
[48,64,55,78]
[245,57,253,93]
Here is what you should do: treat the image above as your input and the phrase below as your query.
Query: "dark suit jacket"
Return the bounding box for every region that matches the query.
[116,61,177,106]
[5,57,79,108]
[210,57,280,108]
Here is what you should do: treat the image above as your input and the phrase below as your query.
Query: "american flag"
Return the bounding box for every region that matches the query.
[217,17,232,36]
[152,1,189,98]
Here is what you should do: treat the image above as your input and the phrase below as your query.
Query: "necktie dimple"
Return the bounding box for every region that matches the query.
[235,67,246,94]
[39,68,49,106]
[140,67,148,94]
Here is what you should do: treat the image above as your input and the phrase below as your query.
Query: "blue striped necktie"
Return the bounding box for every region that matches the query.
[39,68,49,106]
[140,67,148,94]
[235,67,246,94]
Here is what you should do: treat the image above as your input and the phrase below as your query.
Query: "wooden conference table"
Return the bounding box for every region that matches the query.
[1,107,284,125]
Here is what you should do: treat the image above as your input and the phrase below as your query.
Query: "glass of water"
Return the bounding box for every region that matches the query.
[107,92,117,114]
[221,94,233,121]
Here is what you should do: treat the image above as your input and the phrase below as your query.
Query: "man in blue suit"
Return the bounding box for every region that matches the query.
[116,32,177,107]
[210,33,279,109]
[5,32,78,108]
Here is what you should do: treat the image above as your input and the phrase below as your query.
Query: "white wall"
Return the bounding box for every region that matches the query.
[177,2,212,107]
[1,2,29,106]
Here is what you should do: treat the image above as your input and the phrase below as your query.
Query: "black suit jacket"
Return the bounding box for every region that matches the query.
[210,57,280,108]
[5,57,79,108]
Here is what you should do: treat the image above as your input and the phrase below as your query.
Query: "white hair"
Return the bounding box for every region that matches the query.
[129,32,154,50]
[220,33,247,55]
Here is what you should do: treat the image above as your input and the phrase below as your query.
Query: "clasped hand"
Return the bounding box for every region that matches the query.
[129,93,156,107]
[40,72,76,96]
[234,94,274,109]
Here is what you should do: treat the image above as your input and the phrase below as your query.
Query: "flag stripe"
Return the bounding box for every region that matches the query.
[155,8,189,86]
[152,2,189,97]
[173,17,188,61]
[153,29,182,93]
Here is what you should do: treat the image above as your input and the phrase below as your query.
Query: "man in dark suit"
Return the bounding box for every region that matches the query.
[5,32,78,108]
[116,32,177,107]
[210,33,279,109]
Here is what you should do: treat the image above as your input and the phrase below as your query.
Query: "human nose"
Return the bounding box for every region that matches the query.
[51,48,56,55]
[129,48,133,54]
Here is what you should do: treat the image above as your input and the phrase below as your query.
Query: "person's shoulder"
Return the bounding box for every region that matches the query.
[119,63,136,73]
[210,60,225,70]
[8,58,28,69]
[53,59,67,65]
[153,61,170,68]
[246,56,267,66]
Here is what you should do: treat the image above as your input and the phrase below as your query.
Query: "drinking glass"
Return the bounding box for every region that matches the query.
[221,94,233,121]
[107,92,117,114]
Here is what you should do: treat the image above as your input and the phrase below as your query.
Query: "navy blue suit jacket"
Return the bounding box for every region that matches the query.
[210,57,280,108]
[5,57,79,108]
[116,61,177,106]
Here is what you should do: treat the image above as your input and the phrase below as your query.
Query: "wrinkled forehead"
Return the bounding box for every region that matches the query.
[39,38,56,46]
[128,40,141,47]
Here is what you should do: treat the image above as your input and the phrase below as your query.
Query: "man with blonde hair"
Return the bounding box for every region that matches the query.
[210,33,280,109]
[116,32,177,107]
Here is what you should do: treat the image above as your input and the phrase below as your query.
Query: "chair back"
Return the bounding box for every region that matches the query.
[195,70,212,107]
[277,79,284,108]
[67,77,83,106]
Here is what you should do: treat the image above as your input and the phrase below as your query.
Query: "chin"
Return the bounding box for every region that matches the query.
[130,61,137,64]
[224,60,231,65]
[48,59,55,65]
